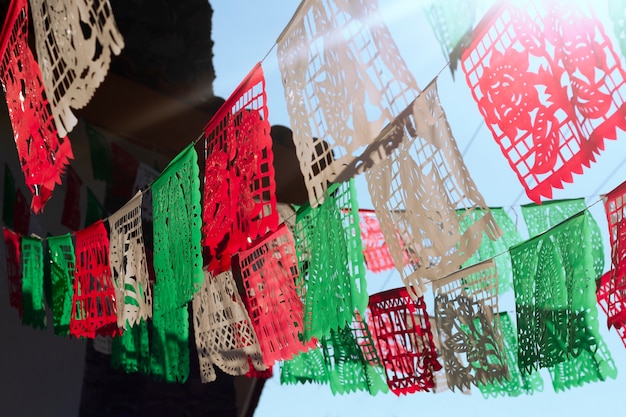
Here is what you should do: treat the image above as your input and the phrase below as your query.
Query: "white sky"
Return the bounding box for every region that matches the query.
[211,1,626,416]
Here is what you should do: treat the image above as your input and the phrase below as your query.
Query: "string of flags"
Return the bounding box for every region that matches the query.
[1,0,626,399]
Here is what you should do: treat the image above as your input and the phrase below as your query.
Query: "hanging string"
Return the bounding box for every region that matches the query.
[12,0,623,289]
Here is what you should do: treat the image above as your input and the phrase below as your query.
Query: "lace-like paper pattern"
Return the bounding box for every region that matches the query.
[427,316,459,394]
[461,208,524,295]
[295,181,367,340]
[359,209,411,273]
[601,181,626,330]
[281,314,388,396]
[368,287,442,396]
[238,223,314,367]
[323,317,389,395]
[48,234,76,336]
[477,313,544,398]
[192,268,266,383]
[423,0,476,75]
[522,198,605,279]
[276,0,420,206]
[609,0,626,58]
[461,1,626,203]
[365,82,500,299]
[433,260,508,392]
[21,235,47,329]
[30,0,124,137]
[109,192,152,329]
[71,221,118,338]
[0,0,73,213]
[281,343,329,386]
[597,271,626,347]
[202,64,277,273]
[547,336,617,392]
[351,311,389,395]
[3,227,22,316]
[511,210,615,379]
[152,143,203,313]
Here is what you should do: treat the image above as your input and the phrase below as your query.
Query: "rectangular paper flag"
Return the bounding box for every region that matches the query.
[276,0,420,206]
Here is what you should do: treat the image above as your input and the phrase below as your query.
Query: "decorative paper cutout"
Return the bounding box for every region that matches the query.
[367,287,442,396]
[281,343,329,386]
[522,198,605,279]
[601,181,626,330]
[511,210,616,383]
[148,145,201,384]
[0,0,73,213]
[30,0,124,137]
[461,0,626,203]
[478,313,544,398]
[61,166,83,231]
[547,336,617,392]
[295,180,368,340]
[433,260,508,392]
[3,165,16,228]
[245,356,274,379]
[3,227,22,316]
[460,207,524,295]
[597,271,626,347]
[48,233,75,336]
[323,317,389,395]
[365,81,500,299]
[359,210,394,273]
[276,0,420,206]
[237,223,314,367]
[71,220,118,338]
[359,209,410,273]
[202,63,277,273]
[423,0,476,76]
[426,315,459,394]
[192,268,267,383]
[108,192,152,329]
[351,311,389,395]
[281,315,388,395]
[21,235,47,329]
[152,143,203,313]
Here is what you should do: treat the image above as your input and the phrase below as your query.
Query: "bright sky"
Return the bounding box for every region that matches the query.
[211,1,626,416]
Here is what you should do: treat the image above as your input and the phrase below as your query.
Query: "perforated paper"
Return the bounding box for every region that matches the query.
[192,268,266,383]
[0,0,73,213]
[202,64,277,273]
[71,220,118,338]
[277,0,420,206]
[109,192,152,329]
[365,81,500,298]
[461,0,626,202]
[432,260,508,392]
[30,0,124,137]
